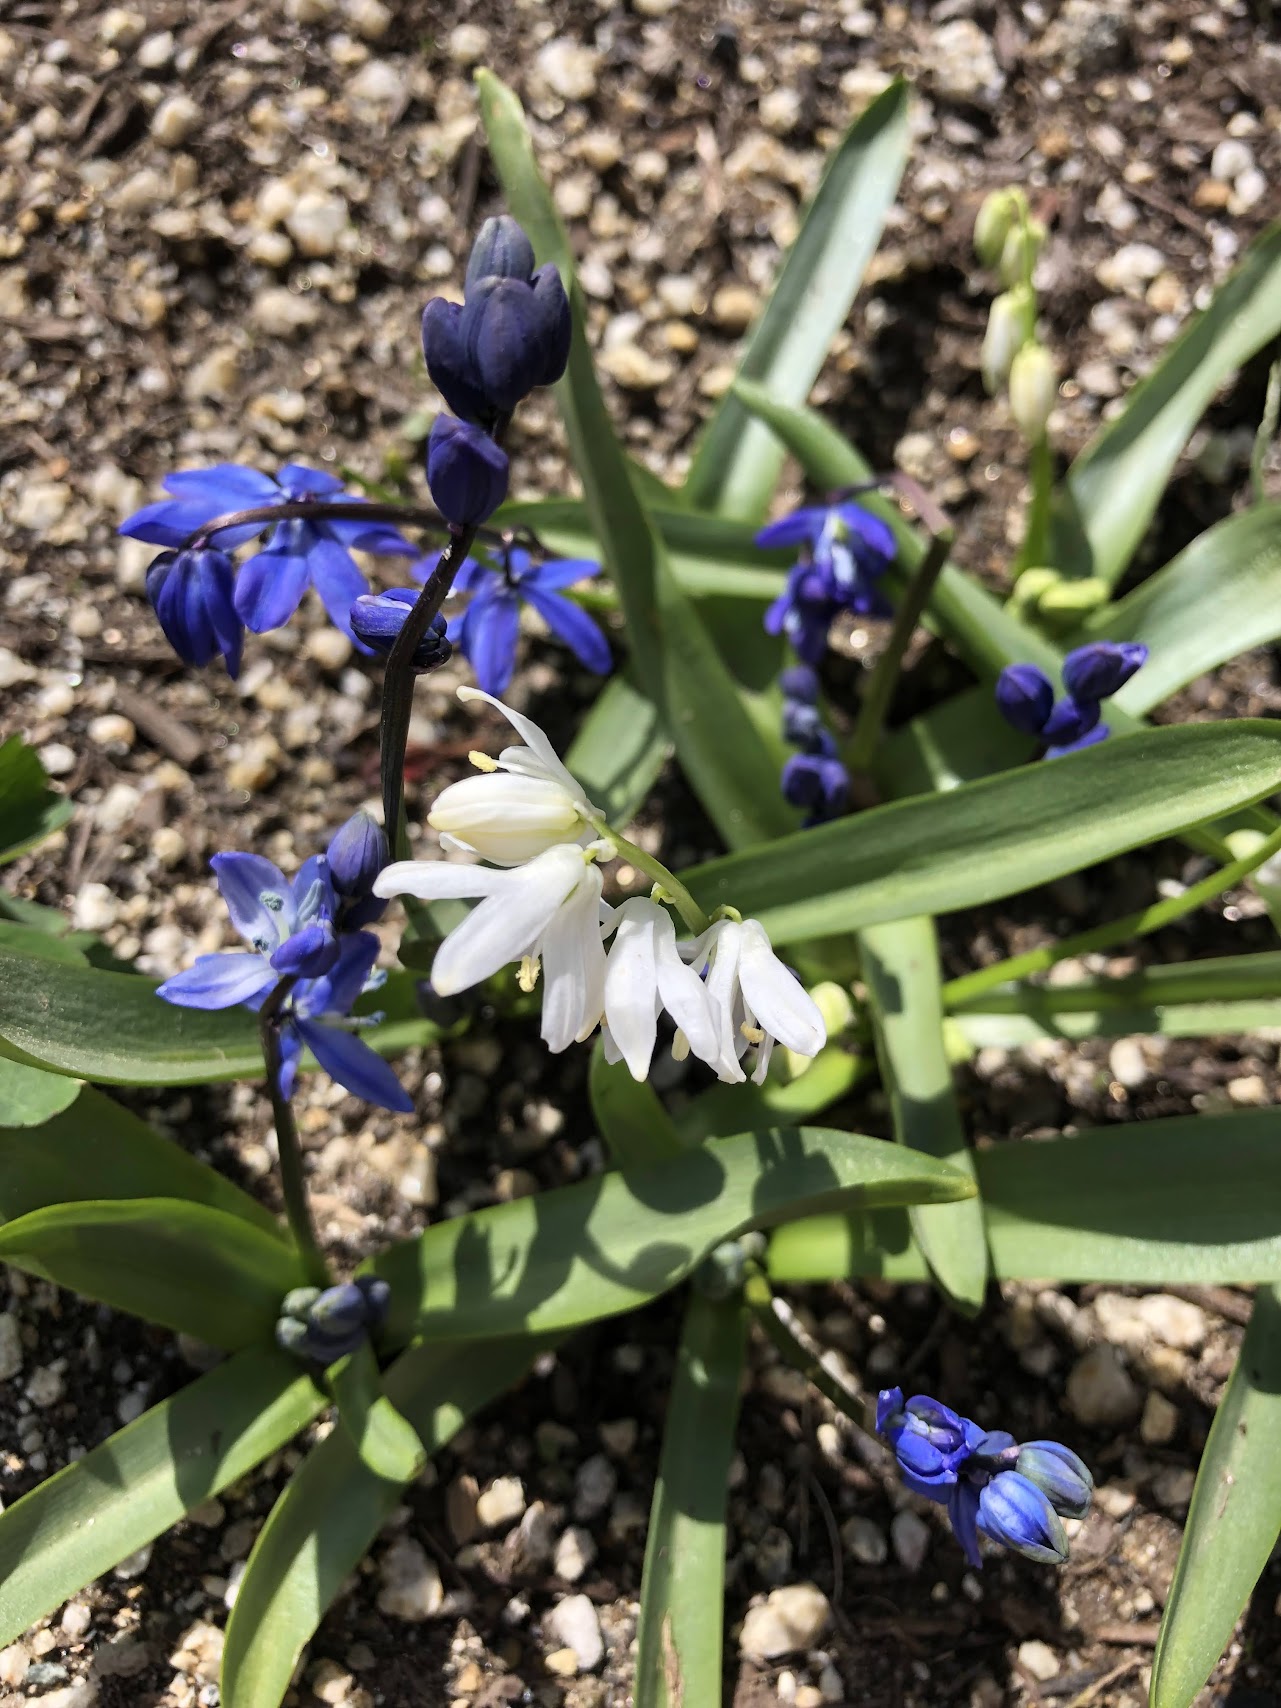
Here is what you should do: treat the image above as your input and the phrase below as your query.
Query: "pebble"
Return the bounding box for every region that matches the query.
[476,1476,526,1531]
[448,22,489,64]
[534,39,600,102]
[186,346,239,401]
[545,1593,603,1671]
[251,287,321,336]
[27,1663,70,1689]
[152,93,200,147]
[738,1584,831,1661]
[890,1509,930,1573]
[1210,139,1253,182]
[1107,1037,1147,1088]
[285,191,349,258]
[309,1658,355,1703]
[1231,169,1267,214]
[1078,357,1122,398]
[760,87,801,135]
[545,1648,579,1678]
[0,646,33,688]
[599,1418,637,1457]
[1066,1344,1141,1426]
[445,1474,479,1546]
[1140,1391,1179,1446]
[1227,1073,1268,1107]
[1095,242,1165,295]
[1017,1640,1059,1681]
[376,1536,443,1619]
[152,826,187,868]
[1152,1466,1196,1511]
[573,1453,617,1519]
[34,1683,97,1708]
[599,343,672,390]
[711,284,758,331]
[15,481,71,530]
[39,741,76,777]
[0,1312,23,1380]
[88,713,136,751]
[60,1603,92,1638]
[514,1500,555,1566]
[554,1524,596,1583]
[226,736,283,792]
[346,0,391,40]
[347,60,404,106]
[1094,1293,1208,1352]
[842,1516,888,1565]
[113,1543,152,1580]
[137,29,174,67]
[74,883,119,932]
[931,20,1005,103]
[0,1644,28,1686]
[305,627,353,671]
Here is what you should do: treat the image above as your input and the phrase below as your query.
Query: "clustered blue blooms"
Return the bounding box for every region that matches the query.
[122,463,416,677]
[878,1387,1093,1569]
[157,812,412,1113]
[996,641,1148,757]
[760,500,896,665]
[275,1276,390,1364]
[778,665,849,827]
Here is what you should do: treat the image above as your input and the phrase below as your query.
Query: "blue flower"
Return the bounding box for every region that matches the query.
[349,588,453,673]
[759,500,896,662]
[878,1388,984,1500]
[781,740,849,828]
[1062,640,1148,703]
[764,560,845,666]
[994,663,1054,736]
[121,462,416,643]
[426,416,510,528]
[428,547,609,697]
[145,547,243,678]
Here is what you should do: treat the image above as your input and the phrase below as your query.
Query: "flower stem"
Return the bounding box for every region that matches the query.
[845,474,954,776]
[943,821,1281,1010]
[1014,434,1054,575]
[586,818,710,935]
[742,1265,876,1436]
[258,978,329,1287]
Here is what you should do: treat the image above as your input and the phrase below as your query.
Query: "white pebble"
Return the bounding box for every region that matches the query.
[1017,1640,1059,1681]
[88,713,136,751]
[476,1476,526,1531]
[60,1603,92,1638]
[96,783,142,833]
[739,1584,831,1661]
[554,1525,597,1583]
[152,93,200,147]
[1210,138,1253,182]
[285,190,349,258]
[890,1509,930,1572]
[1066,1344,1141,1426]
[534,39,600,101]
[545,1593,603,1671]
[151,826,187,868]
[376,1536,443,1619]
[73,883,119,932]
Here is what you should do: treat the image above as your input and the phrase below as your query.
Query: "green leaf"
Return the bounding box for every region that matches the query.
[0,1086,284,1234]
[859,918,987,1311]
[0,1346,325,1647]
[221,1335,548,1708]
[1049,220,1281,586]
[1083,504,1281,714]
[328,1342,425,1484]
[565,672,670,826]
[673,1049,872,1143]
[686,721,1281,947]
[1149,1286,1281,1708]
[681,81,911,520]
[0,1197,306,1348]
[0,920,87,965]
[768,1108,1281,1284]
[0,734,73,864]
[589,1043,686,1168]
[951,999,1281,1046]
[0,1058,81,1126]
[373,1125,972,1347]
[635,1292,744,1708]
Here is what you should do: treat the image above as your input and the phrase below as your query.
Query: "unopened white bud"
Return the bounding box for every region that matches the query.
[981,286,1034,394]
[428,771,587,866]
[999,216,1047,288]
[1008,342,1058,442]
[974,188,1027,269]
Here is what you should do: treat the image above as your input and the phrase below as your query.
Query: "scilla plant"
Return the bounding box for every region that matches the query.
[1,69,1280,1708]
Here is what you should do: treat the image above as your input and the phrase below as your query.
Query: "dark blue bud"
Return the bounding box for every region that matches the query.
[781,750,849,826]
[977,1470,1070,1565]
[527,264,572,387]
[326,812,388,901]
[780,664,820,704]
[1041,694,1100,747]
[308,1281,372,1338]
[421,298,492,425]
[465,215,536,292]
[1045,722,1110,760]
[461,277,557,414]
[146,546,244,678]
[876,1387,906,1434]
[270,920,340,979]
[782,700,823,746]
[354,1274,391,1326]
[1062,640,1148,703]
[1016,1441,1093,1518]
[427,416,510,526]
[995,663,1054,735]
[349,589,452,672]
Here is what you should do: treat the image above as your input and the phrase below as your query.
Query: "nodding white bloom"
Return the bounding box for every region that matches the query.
[601,898,720,1081]
[373,842,611,1051]
[428,686,597,866]
[685,916,826,1084]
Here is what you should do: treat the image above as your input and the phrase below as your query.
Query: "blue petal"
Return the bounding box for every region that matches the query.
[948,1483,984,1570]
[121,499,216,548]
[754,507,827,550]
[234,534,312,632]
[271,921,340,979]
[157,953,275,1010]
[277,463,345,498]
[211,851,295,947]
[444,555,491,594]
[301,931,381,1018]
[834,502,897,562]
[876,1387,905,1435]
[322,515,416,555]
[164,464,281,506]
[294,1018,414,1112]
[307,530,371,638]
[277,1026,303,1100]
[520,556,601,593]
[520,584,611,674]
[460,584,521,695]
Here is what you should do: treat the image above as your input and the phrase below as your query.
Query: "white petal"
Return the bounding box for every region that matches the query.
[428,772,585,866]
[538,864,606,1051]
[458,686,587,804]
[603,899,661,1079]
[431,845,585,996]
[701,920,747,1082]
[600,1020,623,1065]
[751,1032,775,1086]
[736,920,826,1057]
[372,858,506,902]
[650,908,721,1071]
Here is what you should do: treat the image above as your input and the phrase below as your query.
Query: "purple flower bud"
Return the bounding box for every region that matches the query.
[308,1281,372,1338]
[1045,722,1110,760]
[977,1470,1070,1565]
[1016,1441,1093,1518]
[465,215,536,292]
[326,812,388,901]
[461,272,570,414]
[782,699,823,747]
[528,263,572,387]
[270,919,340,980]
[995,663,1054,735]
[1041,694,1100,748]
[355,1274,391,1326]
[426,416,510,527]
[146,546,243,678]
[876,1387,906,1435]
[782,749,849,826]
[349,589,451,672]
[780,664,820,704]
[421,299,492,425]
[1062,640,1148,703]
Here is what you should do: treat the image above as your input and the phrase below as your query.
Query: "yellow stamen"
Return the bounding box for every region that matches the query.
[469,751,498,773]
[517,954,540,993]
[672,1029,690,1062]
[740,1022,765,1044]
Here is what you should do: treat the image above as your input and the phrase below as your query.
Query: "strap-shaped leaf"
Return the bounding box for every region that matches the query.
[686,721,1281,947]
[589,1043,686,1168]
[0,1346,324,1647]
[0,1197,305,1348]
[221,1335,548,1708]
[859,918,986,1311]
[328,1342,426,1484]
[1048,219,1281,587]
[0,1058,80,1126]
[373,1125,972,1348]
[681,80,910,520]
[635,1292,745,1708]
[566,672,671,827]
[0,734,73,864]
[1149,1286,1281,1708]
[0,1086,283,1235]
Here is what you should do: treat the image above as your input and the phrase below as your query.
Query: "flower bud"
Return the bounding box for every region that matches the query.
[421,299,490,424]
[270,919,341,979]
[973,188,1027,268]
[1041,694,1100,748]
[349,589,452,672]
[781,749,849,826]
[782,699,823,746]
[326,812,389,900]
[981,286,1034,394]
[426,416,510,526]
[977,1470,1070,1565]
[308,1281,370,1339]
[779,664,820,704]
[1033,576,1111,626]
[461,270,571,413]
[464,215,536,292]
[1061,640,1148,702]
[1016,1441,1093,1518]
[354,1274,391,1326]
[428,770,587,867]
[999,215,1046,288]
[1008,342,1058,441]
[694,1237,749,1300]
[146,546,244,678]
[1009,565,1060,616]
[995,663,1054,735]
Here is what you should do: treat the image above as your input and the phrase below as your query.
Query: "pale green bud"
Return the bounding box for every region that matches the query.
[999,216,1047,288]
[1035,577,1110,621]
[974,188,1027,268]
[784,981,855,1079]
[1009,342,1058,441]
[981,286,1034,394]
[1009,566,1060,613]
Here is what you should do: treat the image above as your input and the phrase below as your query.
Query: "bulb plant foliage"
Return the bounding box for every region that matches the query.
[2,73,1281,1708]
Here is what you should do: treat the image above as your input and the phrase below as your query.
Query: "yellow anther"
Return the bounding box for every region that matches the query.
[672,1029,690,1062]
[740,1022,765,1044]
[469,750,498,773]
[517,954,540,993]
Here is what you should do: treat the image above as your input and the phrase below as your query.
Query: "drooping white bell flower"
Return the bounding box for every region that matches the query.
[684,915,826,1084]
[372,842,610,1051]
[427,686,598,866]
[601,897,720,1081]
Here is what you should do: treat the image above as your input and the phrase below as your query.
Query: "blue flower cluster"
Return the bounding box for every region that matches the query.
[878,1387,1093,1569]
[996,641,1148,757]
[422,215,571,528]
[121,462,416,679]
[761,501,896,666]
[435,546,609,696]
[276,1277,390,1365]
[779,665,849,827]
[157,812,411,1113]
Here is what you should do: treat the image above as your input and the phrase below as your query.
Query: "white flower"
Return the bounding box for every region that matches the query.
[372,843,610,1051]
[685,916,826,1084]
[428,686,597,866]
[601,898,720,1081]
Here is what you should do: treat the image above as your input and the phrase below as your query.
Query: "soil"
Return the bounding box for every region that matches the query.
[2,1,1281,1706]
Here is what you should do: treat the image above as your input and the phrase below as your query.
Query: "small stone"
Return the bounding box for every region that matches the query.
[1066,1344,1141,1426]
[0,647,34,689]
[1078,357,1122,397]
[152,93,200,147]
[448,22,489,64]
[794,1690,824,1708]
[534,39,600,102]
[226,736,283,792]
[0,1644,28,1686]
[1107,1038,1146,1088]
[931,19,1004,103]
[890,1509,930,1573]
[1095,1293,1208,1352]
[99,7,145,46]
[40,742,76,778]
[738,1584,831,1661]
[26,1662,70,1689]
[553,1524,596,1584]
[113,1543,153,1580]
[0,1312,24,1380]
[15,481,71,531]
[711,284,758,331]
[95,1638,152,1679]
[1140,1391,1179,1446]
[573,1453,617,1520]
[69,605,103,639]
[152,826,187,868]
[347,60,404,105]
[1192,178,1231,210]
[346,0,391,39]
[545,1648,579,1678]
[73,883,119,932]
[1095,243,1165,295]
[251,287,321,336]
[1228,1074,1269,1107]
[841,1516,887,1565]
[760,87,801,134]
[1152,1466,1196,1511]
[545,1594,603,1671]
[599,1418,637,1457]
[376,1536,443,1620]
[1230,169,1267,214]
[60,1602,92,1638]
[1210,139,1253,182]
[305,627,353,671]
[476,1476,526,1531]
[1017,1640,1059,1681]
[445,1474,479,1546]
[137,30,175,67]
[309,1657,354,1704]
[285,191,349,258]
[186,346,239,402]
[88,713,136,751]
[1146,272,1187,316]
[600,343,672,391]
